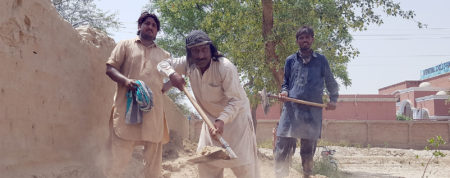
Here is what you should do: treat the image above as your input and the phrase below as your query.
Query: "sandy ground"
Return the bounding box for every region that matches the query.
[121,141,450,178]
[324,146,450,178]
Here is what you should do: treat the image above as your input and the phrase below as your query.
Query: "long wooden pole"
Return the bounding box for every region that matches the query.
[268,93,327,108]
[182,86,238,159]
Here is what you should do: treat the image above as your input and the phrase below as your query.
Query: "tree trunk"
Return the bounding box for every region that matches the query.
[262,0,283,89]
[261,0,283,129]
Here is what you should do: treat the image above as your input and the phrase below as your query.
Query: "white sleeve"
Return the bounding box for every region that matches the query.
[157,56,188,77]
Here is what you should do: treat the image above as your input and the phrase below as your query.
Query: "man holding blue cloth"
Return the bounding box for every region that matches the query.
[105,12,170,178]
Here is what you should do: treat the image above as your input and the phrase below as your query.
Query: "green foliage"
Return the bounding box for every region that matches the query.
[312,158,344,178]
[257,139,274,149]
[420,136,447,178]
[51,0,121,33]
[148,0,421,108]
[292,152,344,177]
[424,136,447,157]
[396,114,412,121]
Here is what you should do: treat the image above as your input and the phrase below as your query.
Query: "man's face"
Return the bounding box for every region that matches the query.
[296,33,314,50]
[139,17,158,41]
[190,44,212,69]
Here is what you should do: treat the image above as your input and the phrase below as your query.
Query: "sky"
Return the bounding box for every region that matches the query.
[95,0,450,95]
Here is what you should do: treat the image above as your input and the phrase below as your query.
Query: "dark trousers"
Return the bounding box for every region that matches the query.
[274,137,317,177]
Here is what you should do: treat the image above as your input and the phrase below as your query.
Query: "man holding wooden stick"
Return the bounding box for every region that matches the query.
[274,26,339,178]
[158,30,259,178]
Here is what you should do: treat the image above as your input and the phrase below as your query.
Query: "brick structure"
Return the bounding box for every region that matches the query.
[323,95,396,120]
[380,72,450,120]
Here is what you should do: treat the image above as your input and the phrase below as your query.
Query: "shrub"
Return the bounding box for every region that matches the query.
[396,114,412,121]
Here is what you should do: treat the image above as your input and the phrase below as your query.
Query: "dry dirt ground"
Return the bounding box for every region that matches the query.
[123,141,450,178]
[322,146,450,178]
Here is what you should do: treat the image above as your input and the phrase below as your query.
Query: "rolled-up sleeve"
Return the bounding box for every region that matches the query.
[106,41,127,69]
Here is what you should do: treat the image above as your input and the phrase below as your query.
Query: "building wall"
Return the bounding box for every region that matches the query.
[322,120,450,149]
[423,73,450,89]
[379,81,421,95]
[398,90,437,108]
[255,102,281,120]
[324,95,396,120]
[434,99,450,116]
[254,120,450,150]
[417,99,436,117]
[413,91,440,107]
[416,98,449,117]
[398,92,413,106]
[379,72,449,119]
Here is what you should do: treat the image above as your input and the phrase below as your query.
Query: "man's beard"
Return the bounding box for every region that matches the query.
[140,32,155,41]
[300,46,311,51]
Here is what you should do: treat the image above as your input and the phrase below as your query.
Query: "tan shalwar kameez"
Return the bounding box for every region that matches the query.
[106,37,170,178]
[158,56,259,178]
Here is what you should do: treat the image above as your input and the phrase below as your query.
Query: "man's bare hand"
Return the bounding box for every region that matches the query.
[161,81,173,93]
[169,72,186,91]
[125,79,139,90]
[209,119,224,140]
[279,91,288,102]
[326,102,337,110]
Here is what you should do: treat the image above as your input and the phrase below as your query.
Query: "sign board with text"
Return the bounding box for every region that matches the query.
[420,61,450,80]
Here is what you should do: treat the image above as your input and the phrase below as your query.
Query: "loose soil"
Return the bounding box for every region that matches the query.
[122,140,450,178]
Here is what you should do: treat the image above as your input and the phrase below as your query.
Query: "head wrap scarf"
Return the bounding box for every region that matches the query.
[185,30,221,67]
[186,30,212,49]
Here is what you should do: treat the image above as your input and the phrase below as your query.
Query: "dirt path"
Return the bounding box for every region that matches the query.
[122,143,450,178]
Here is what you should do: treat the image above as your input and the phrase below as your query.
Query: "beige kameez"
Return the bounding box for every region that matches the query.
[105,38,170,178]
[158,56,259,178]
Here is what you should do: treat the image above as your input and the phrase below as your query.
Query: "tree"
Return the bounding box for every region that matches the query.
[148,0,422,128]
[51,0,121,32]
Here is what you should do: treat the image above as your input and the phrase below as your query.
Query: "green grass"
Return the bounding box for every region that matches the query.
[258,139,274,149]
[291,158,345,178]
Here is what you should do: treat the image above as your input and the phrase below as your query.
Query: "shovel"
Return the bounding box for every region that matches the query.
[181,86,238,163]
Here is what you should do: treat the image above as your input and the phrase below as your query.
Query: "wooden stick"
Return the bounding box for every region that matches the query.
[268,93,327,108]
[182,86,238,159]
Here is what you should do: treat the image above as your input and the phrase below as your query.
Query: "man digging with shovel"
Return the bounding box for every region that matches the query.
[158,30,259,178]
[273,26,339,178]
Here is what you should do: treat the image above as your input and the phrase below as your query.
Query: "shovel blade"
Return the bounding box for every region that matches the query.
[187,146,232,164]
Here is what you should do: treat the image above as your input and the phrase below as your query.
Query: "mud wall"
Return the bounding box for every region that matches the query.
[0,1,189,177]
[1,0,114,177]
[0,0,189,176]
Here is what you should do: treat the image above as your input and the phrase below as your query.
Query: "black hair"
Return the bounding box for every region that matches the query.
[137,12,160,35]
[296,25,314,39]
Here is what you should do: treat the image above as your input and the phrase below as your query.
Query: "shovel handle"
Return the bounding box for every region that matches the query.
[268,94,327,108]
[182,86,238,159]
